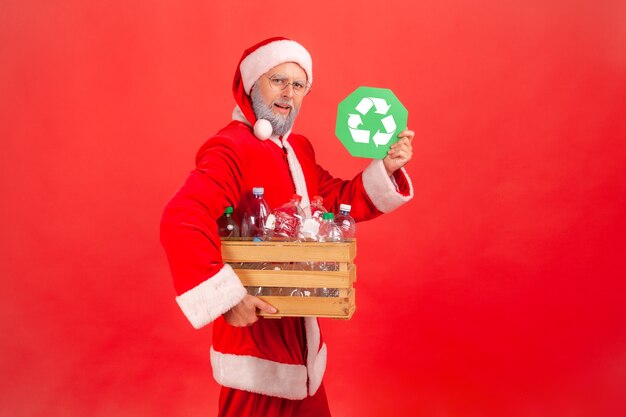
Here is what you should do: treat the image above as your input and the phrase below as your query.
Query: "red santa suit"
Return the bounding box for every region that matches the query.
[159,37,414,411]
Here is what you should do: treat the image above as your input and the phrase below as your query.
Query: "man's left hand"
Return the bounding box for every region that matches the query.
[383,129,414,176]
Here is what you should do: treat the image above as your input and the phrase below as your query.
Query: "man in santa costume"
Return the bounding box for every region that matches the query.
[160,37,415,416]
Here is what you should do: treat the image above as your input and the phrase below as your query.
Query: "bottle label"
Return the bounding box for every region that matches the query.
[265,214,276,230]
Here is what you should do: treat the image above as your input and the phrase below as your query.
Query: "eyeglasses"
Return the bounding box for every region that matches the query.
[266,74,311,96]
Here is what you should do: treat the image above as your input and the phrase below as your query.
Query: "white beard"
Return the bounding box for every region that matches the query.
[251,82,299,137]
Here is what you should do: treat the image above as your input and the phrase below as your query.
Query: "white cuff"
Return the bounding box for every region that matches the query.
[211,348,309,400]
[362,159,414,213]
[176,264,247,329]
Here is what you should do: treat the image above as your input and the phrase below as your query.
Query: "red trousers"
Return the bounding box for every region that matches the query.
[217,383,332,417]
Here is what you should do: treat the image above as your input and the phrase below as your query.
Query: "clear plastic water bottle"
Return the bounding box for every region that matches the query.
[316,212,343,292]
[318,212,343,243]
[217,206,240,238]
[241,187,271,241]
[269,193,305,241]
[335,203,356,240]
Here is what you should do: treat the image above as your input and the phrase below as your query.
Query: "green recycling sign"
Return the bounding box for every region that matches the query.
[335,86,408,159]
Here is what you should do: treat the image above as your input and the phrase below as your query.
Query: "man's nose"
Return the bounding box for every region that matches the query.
[281,83,295,98]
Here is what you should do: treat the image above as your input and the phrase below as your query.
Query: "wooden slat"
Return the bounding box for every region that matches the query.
[221,240,356,263]
[256,289,355,319]
[237,264,356,288]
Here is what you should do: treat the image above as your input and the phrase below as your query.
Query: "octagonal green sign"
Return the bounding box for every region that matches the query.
[335,86,408,159]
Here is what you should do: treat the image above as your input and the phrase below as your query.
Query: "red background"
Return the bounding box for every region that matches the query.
[2,1,626,416]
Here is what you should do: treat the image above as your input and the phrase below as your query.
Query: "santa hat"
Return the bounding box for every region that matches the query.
[232,37,313,140]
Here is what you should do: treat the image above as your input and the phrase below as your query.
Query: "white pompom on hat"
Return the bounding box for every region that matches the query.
[232,37,313,140]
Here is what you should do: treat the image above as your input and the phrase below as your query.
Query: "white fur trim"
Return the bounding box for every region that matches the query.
[232,106,277,141]
[175,264,247,329]
[268,134,283,149]
[304,317,327,396]
[240,39,313,94]
[254,119,273,139]
[282,137,312,218]
[362,160,414,213]
[232,105,249,125]
[210,347,308,400]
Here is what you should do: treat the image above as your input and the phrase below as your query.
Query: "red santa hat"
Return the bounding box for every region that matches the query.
[232,37,313,139]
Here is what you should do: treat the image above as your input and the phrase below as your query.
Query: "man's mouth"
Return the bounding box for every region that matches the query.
[273,102,292,115]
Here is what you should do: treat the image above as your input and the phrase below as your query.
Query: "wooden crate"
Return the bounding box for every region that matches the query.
[221,240,357,319]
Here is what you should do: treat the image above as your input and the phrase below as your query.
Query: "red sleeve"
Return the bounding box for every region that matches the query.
[316,158,414,222]
[315,164,384,222]
[160,136,247,329]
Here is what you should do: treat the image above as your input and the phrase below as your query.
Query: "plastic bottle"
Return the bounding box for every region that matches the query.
[316,212,343,293]
[300,195,326,242]
[217,206,240,238]
[269,193,305,241]
[318,212,343,243]
[334,203,356,240]
[241,187,271,242]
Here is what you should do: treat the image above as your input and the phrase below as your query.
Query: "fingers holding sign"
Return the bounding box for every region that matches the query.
[383,129,415,176]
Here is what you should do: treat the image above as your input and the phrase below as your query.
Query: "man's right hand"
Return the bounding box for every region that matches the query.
[223,294,277,327]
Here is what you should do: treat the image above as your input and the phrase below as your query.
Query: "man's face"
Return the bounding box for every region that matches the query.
[251,62,308,136]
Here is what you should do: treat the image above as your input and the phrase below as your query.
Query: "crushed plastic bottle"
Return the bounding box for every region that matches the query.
[300,195,327,241]
[269,193,305,241]
[241,187,271,242]
[217,206,240,238]
[310,195,327,223]
[335,203,356,240]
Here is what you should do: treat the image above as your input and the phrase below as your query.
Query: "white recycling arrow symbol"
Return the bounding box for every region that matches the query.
[348,97,396,147]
